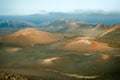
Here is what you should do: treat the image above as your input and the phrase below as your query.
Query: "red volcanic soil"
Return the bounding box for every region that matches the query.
[0,28,62,46]
[60,37,114,52]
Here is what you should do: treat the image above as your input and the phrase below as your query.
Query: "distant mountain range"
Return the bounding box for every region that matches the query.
[0,20,36,28]
[0,12,120,25]
[40,18,109,37]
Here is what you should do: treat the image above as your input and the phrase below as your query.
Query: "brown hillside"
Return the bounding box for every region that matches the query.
[0,28,62,46]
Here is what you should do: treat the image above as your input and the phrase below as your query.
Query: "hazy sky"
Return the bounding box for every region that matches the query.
[0,0,120,15]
